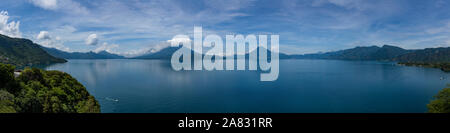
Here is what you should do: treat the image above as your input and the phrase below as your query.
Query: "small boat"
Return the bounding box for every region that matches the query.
[105,97,119,102]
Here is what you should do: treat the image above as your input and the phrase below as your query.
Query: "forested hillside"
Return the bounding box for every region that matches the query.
[0,34,66,66]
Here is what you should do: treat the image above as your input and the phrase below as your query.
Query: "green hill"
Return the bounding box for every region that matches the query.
[394,47,450,72]
[394,47,450,63]
[0,34,67,67]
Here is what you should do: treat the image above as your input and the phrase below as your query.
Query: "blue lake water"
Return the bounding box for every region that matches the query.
[45,59,449,113]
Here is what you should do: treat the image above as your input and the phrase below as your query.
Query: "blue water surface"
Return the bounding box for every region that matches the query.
[45,59,449,113]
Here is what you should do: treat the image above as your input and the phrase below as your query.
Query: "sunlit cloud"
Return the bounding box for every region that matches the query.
[86,34,99,45]
[37,31,51,40]
[0,11,21,38]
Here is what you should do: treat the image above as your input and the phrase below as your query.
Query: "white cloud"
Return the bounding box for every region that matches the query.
[85,34,99,45]
[425,21,450,34]
[31,25,78,52]
[167,37,191,46]
[150,42,170,53]
[0,11,69,51]
[399,35,450,49]
[36,38,70,52]
[34,31,70,51]
[38,39,70,52]
[94,42,119,53]
[116,42,177,57]
[118,48,152,58]
[204,0,256,11]
[312,0,368,10]
[30,0,58,10]
[37,31,51,40]
[19,0,257,54]
[445,40,450,46]
[0,11,21,38]
[29,0,88,14]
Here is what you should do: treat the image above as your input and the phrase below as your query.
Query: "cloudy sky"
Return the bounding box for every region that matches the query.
[0,0,449,56]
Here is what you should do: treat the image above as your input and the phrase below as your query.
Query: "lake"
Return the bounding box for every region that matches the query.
[44,59,449,113]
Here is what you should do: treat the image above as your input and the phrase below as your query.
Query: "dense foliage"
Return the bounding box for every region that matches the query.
[0,63,100,113]
[0,34,67,67]
[427,85,450,113]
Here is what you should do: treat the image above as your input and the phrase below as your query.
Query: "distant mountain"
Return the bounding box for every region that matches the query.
[41,47,125,59]
[289,45,450,63]
[289,45,450,72]
[133,46,290,60]
[246,47,291,59]
[133,46,181,59]
[0,34,66,66]
[291,45,411,61]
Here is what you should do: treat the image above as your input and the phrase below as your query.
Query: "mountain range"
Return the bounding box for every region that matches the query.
[290,45,449,62]
[39,42,450,64]
[133,46,180,59]
[41,47,125,59]
[1,33,448,69]
[288,45,449,72]
[133,46,291,60]
[134,44,449,62]
[290,45,411,60]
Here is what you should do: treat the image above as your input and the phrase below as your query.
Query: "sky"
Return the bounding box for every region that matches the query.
[0,0,449,56]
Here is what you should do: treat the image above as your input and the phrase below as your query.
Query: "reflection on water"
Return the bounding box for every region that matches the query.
[45,59,449,113]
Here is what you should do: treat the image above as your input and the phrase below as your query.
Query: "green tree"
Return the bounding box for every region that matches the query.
[0,64,16,92]
[0,90,16,113]
[427,85,450,113]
